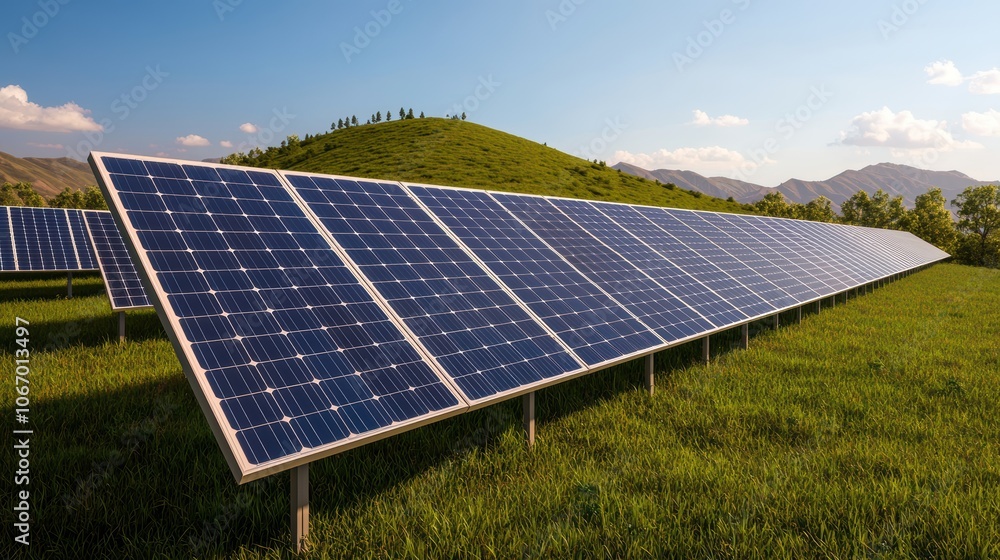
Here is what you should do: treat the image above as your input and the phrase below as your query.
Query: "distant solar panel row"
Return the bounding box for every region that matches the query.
[89,152,949,483]
[83,210,152,310]
[0,206,98,272]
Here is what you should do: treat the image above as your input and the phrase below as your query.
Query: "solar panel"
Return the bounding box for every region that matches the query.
[635,207,800,310]
[670,210,820,303]
[551,198,748,328]
[406,184,665,367]
[90,153,466,482]
[7,207,98,272]
[83,210,152,310]
[584,201,778,321]
[0,207,15,271]
[280,172,585,403]
[494,193,715,343]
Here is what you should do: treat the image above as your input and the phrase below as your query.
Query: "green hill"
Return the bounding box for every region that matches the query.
[228,118,747,213]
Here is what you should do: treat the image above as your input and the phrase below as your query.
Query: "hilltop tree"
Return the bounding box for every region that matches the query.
[399,107,406,120]
[907,187,955,251]
[461,112,467,121]
[351,115,358,126]
[386,110,392,121]
[952,185,1000,267]
[10,182,45,207]
[841,189,907,229]
[419,111,425,118]
[406,108,414,119]
[375,111,382,123]
[797,196,836,223]
[752,191,794,218]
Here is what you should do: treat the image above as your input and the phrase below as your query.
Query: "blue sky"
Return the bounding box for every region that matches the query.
[2,0,999,186]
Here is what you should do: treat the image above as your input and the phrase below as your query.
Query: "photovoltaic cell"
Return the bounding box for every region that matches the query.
[91,154,464,482]
[495,193,715,343]
[407,185,664,367]
[732,216,852,292]
[552,198,747,328]
[281,172,584,403]
[83,210,152,310]
[68,209,98,270]
[586,201,776,321]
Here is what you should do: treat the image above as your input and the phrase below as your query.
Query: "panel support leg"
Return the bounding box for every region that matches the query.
[831,294,836,308]
[67,271,73,299]
[644,354,654,396]
[773,313,780,329]
[797,306,802,325]
[702,336,710,365]
[291,464,309,553]
[817,300,821,313]
[118,312,126,343]
[523,392,535,447]
[741,324,749,350]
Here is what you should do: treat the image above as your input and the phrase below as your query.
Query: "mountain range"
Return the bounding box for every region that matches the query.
[0,151,96,199]
[612,161,998,209]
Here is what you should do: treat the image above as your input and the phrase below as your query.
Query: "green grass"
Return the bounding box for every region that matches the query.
[3,264,999,558]
[244,118,747,213]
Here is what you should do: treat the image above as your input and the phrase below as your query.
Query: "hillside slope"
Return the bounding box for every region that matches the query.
[0,151,96,198]
[245,119,747,213]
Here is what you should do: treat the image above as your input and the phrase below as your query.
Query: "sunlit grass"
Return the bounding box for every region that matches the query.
[2,264,998,558]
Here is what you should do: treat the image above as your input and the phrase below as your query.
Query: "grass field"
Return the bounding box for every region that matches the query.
[3,263,999,559]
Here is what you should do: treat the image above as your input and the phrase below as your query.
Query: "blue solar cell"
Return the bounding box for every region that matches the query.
[84,211,151,310]
[552,199,748,329]
[585,201,777,321]
[0,207,14,271]
[494,193,715,343]
[282,173,584,403]
[634,207,800,311]
[408,185,664,366]
[68,209,98,270]
[731,216,852,292]
[784,220,886,283]
[93,154,463,479]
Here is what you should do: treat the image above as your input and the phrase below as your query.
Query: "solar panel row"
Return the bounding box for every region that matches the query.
[1,206,99,272]
[83,210,152,310]
[89,152,949,483]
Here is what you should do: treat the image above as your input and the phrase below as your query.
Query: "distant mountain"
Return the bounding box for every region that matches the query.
[613,161,999,209]
[0,151,97,199]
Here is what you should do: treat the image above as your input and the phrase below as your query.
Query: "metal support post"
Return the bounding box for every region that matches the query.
[118,312,126,343]
[291,464,309,553]
[523,392,536,447]
[67,272,73,298]
[644,354,654,396]
[741,323,749,350]
[702,336,710,365]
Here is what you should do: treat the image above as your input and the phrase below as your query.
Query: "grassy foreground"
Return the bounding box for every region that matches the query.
[2,264,999,559]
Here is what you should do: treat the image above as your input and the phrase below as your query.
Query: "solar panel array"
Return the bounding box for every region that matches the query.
[83,210,152,310]
[1,206,99,272]
[89,152,949,483]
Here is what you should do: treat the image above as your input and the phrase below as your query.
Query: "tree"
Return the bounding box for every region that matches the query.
[952,185,1000,267]
[752,191,794,218]
[907,188,955,251]
[419,111,425,118]
[337,118,344,129]
[12,182,45,207]
[840,190,871,225]
[376,111,382,123]
[406,108,414,119]
[461,112,467,121]
[797,196,836,223]
[386,110,392,121]
[840,189,906,229]
[351,115,358,126]
[399,107,405,120]
[0,183,22,206]
[49,187,84,208]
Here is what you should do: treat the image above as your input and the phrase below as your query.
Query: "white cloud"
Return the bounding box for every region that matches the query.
[0,85,103,133]
[962,109,1000,136]
[176,134,210,147]
[924,60,964,86]
[154,151,171,158]
[837,107,980,151]
[28,142,64,150]
[239,122,258,134]
[219,140,234,148]
[612,146,768,172]
[968,69,1000,95]
[691,109,749,127]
